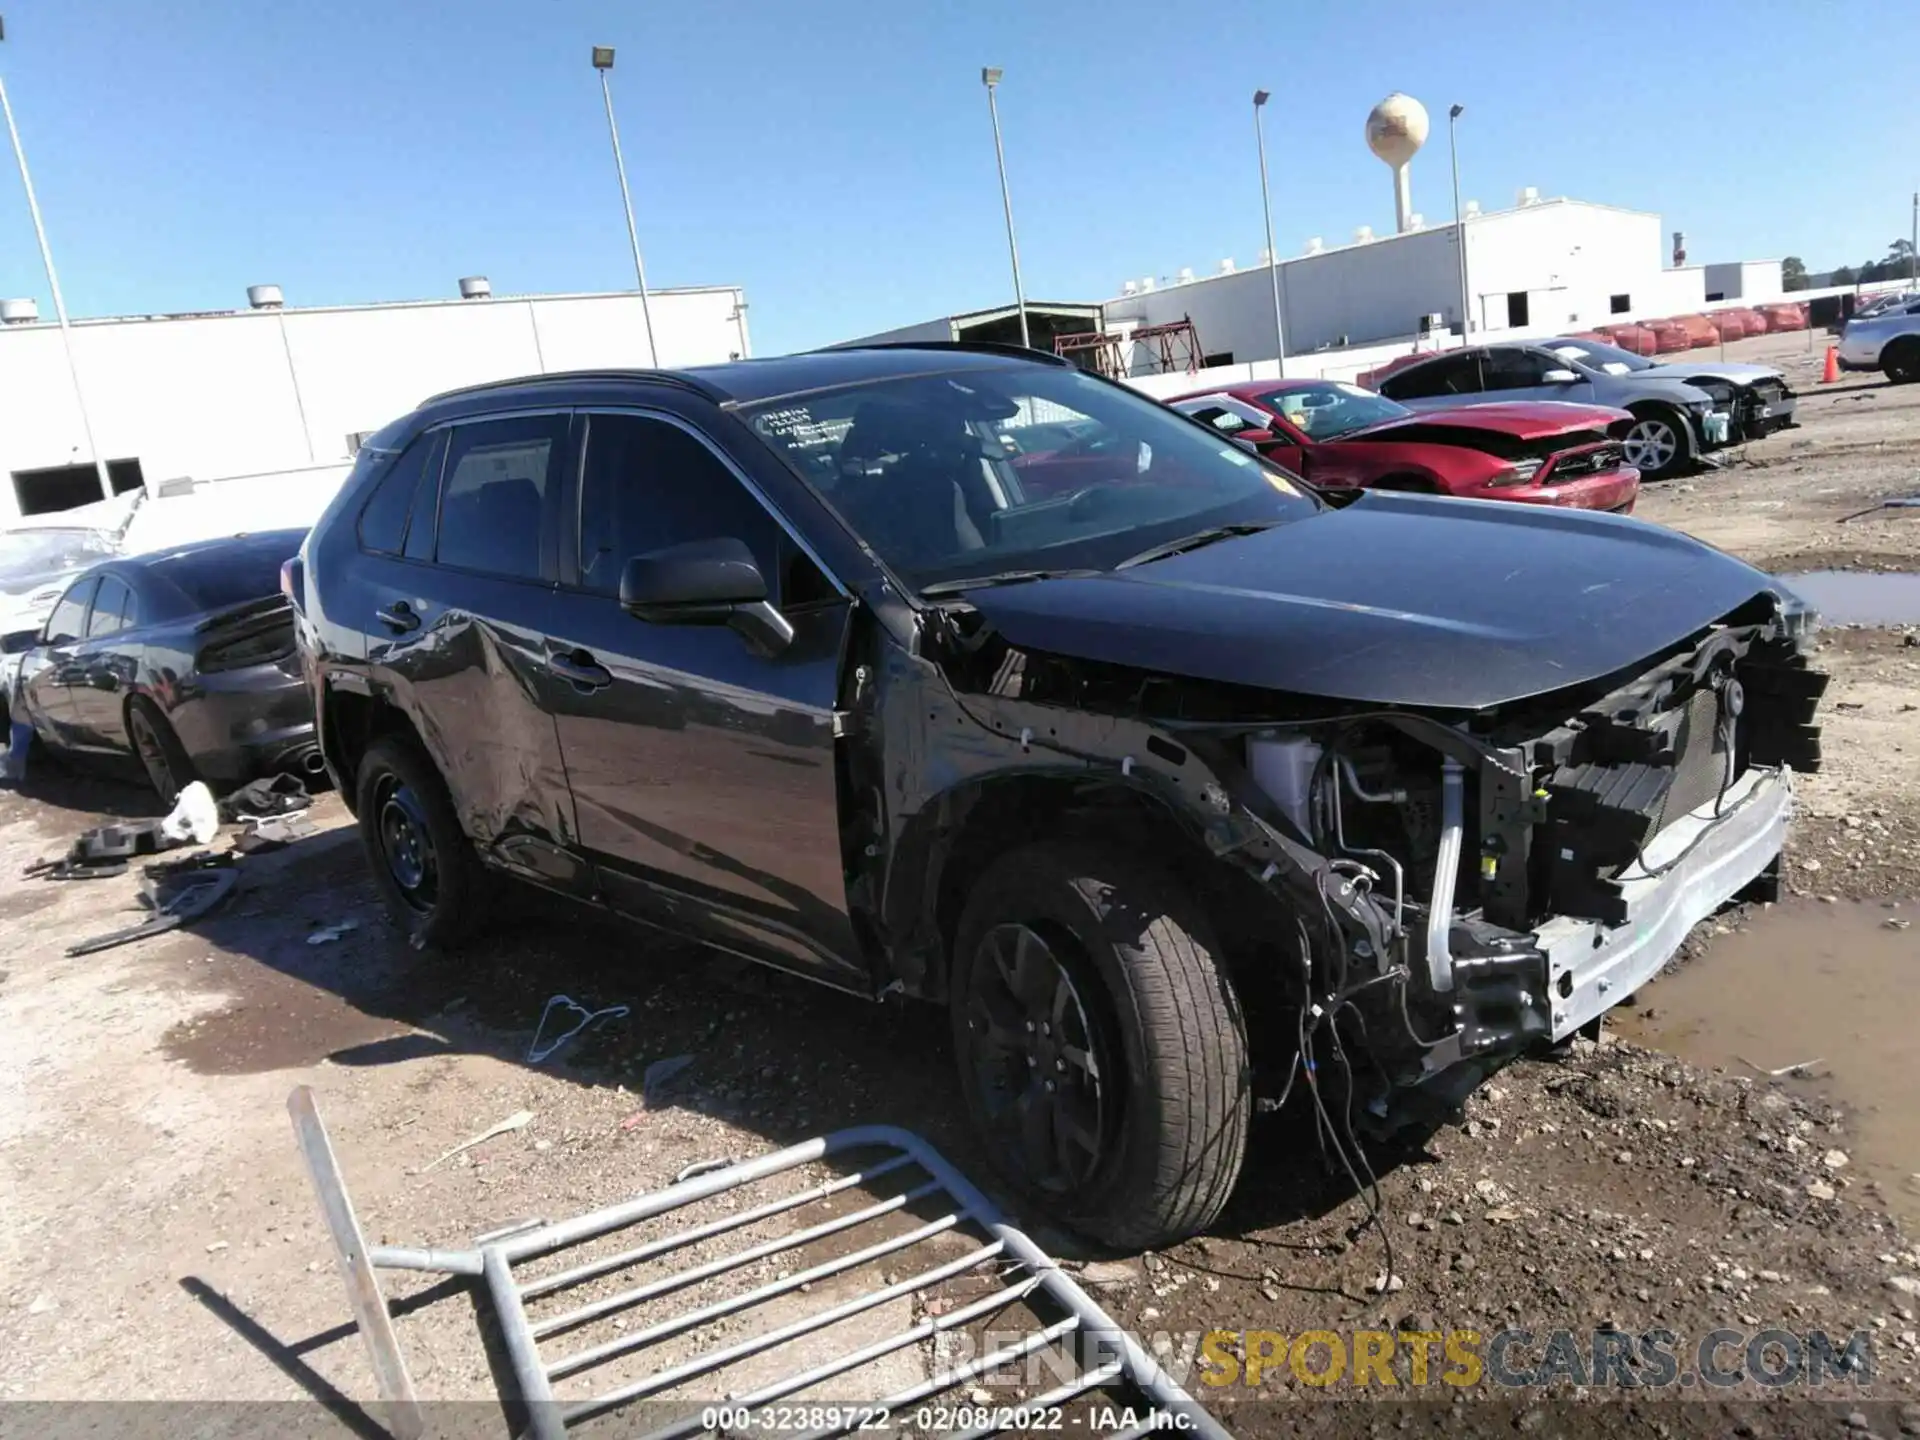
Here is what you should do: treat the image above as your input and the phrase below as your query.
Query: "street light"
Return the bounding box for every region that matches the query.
[1252,90,1286,377]
[1448,103,1471,341]
[591,44,659,366]
[980,67,1030,349]
[0,15,111,501]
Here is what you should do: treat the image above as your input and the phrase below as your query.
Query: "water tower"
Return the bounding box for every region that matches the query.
[1365,93,1430,234]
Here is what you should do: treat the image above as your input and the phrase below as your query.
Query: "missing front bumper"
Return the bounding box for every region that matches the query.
[1534,766,1793,1040]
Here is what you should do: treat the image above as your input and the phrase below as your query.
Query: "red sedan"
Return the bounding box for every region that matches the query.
[1167,379,1640,512]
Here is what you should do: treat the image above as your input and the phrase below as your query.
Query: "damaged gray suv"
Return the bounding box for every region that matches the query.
[292,344,1825,1249]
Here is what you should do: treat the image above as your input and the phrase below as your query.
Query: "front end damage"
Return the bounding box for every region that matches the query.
[862,587,1825,1132]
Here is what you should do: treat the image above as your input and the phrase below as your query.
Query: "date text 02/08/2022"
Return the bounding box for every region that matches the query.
[698,1405,1200,1432]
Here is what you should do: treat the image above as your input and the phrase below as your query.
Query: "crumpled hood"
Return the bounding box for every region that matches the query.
[1347,401,1628,442]
[1650,360,1785,385]
[961,492,1792,710]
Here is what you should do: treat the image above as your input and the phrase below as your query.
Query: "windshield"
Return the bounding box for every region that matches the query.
[0,528,117,591]
[743,365,1317,592]
[1547,339,1654,375]
[1256,383,1410,439]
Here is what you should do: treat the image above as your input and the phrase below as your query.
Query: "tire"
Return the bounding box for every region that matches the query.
[1884,338,1920,385]
[126,697,197,806]
[355,734,486,948]
[949,842,1251,1249]
[1622,406,1692,481]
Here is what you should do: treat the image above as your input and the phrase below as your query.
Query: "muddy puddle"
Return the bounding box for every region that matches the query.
[1776,570,1920,625]
[1612,899,1920,1226]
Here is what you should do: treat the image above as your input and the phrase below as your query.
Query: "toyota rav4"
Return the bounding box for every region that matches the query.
[291,344,1825,1249]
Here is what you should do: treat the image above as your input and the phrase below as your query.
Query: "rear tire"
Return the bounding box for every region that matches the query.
[950,842,1251,1250]
[355,734,486,948]
[1884,338,1920,385]
[127,697,196,806]
[1623,406,1691,481]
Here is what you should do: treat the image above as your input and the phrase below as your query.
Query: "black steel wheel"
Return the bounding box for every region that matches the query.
[354,734,484,947]
[950,842,1251,1250]
[958,921,1111,1197]
[373,774,438,912]
[126,698,195,805]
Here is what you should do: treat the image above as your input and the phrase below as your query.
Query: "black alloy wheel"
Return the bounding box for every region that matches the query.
[957,921,1110,1196]
[127,699,193,805]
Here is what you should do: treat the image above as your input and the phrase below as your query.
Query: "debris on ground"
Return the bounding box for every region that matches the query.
[65,862,238,957]
[233,809,317,854]
[24,816,194,880]
[525,992,630,1065]
[159,781,220,846]
[422,1109,534,1171]
[304,919,359,946]
[217,773,311,823]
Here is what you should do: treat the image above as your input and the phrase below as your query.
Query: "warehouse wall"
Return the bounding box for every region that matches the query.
[1102,200,1680,362]
[0,287,747,521]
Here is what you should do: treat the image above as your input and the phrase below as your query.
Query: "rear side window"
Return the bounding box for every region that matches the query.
[577,413,787,598]
[155,539,299,613]
[356,435,440,555]
[436,416,567,581]
[87,577,131,637]
[44,579,95,645]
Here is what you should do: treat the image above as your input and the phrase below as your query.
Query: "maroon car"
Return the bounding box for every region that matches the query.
[1168,379,1640,512]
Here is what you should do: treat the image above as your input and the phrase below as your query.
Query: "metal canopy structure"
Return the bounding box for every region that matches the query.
[1054,317,1204,379]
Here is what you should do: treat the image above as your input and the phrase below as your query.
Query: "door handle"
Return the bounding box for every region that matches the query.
[548,650,613,692]
[375,601,420,634]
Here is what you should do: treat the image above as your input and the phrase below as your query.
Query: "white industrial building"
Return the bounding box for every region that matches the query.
[0,281,750,521]
[845,93,1794,384]
[1104,195,1743,364]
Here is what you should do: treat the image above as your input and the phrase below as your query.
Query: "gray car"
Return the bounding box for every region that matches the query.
[1542,337,1798,446]
[1374,342,1741,481]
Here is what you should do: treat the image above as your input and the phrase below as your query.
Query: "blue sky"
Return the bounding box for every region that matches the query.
[0,0,1914,356]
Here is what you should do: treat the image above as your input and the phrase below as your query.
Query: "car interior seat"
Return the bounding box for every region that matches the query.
[835,401,989,567]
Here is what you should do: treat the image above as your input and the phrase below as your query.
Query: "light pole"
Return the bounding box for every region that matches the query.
[592,45,659,367]
[1448,104,1471,343]
[0,16,111,501]
[1910,190,1917,289]
[1252,90,1286,377]
[980,67,1030,349]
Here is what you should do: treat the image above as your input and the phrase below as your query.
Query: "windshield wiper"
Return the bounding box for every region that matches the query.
[918,567,1102,597]
[1113,521,1280,570]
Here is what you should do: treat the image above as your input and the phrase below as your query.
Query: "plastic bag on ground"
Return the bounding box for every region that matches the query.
[160,781,219,845]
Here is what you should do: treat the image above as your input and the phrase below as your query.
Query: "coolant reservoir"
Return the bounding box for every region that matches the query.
[1248,737,1322,836]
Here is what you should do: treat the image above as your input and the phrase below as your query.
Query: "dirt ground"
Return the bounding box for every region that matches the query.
[5,327,1920,1438]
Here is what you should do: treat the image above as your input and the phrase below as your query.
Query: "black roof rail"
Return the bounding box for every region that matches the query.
[820,340,1073,367]
[421,368,722,406]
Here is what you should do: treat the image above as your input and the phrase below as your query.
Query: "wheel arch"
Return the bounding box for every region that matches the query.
[880,770,1296,1031]
[319,683,425,815]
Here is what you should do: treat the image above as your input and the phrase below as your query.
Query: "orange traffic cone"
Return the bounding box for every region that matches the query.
[1822,345,1840,383]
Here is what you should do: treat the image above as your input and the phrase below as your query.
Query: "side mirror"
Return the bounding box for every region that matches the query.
[619,537,794,655]
[2,628,39,656]
[1236,428,1277,446]
[1543,368,1581,384]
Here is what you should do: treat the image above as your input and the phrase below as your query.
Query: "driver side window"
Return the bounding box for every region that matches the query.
[578,412,814,603]
[44,579,96,645]
[1482,349,1555,391]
